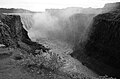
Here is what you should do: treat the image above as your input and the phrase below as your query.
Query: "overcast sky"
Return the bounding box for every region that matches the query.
[0,0,119,11]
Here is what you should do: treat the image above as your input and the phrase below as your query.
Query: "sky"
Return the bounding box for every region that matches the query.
[0,0,120,11]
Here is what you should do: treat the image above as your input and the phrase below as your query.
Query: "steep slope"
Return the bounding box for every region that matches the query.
[71,3,120,78]
[0,14,48,53]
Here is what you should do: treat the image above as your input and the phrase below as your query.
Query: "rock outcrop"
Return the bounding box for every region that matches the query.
[70,2,120,78]
[0,14,48,53]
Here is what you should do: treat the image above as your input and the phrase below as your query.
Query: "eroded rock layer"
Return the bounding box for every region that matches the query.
[0,14,48,53]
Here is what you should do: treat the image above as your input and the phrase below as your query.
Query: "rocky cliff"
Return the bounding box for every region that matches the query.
[71,3,120,78]
[0,14,48,53]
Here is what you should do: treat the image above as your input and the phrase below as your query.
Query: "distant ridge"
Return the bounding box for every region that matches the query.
[102,2,120,12]
[0,8,35,13]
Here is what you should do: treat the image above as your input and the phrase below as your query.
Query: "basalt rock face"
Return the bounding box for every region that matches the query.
[70,4,120,78]
[85,10,120,67]
[85,10,120,69]
[84,10,120,77]
[0,14,48,53]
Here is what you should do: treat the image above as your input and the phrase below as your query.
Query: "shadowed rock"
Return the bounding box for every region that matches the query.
[71,3,120,78]
[0,14,48,54]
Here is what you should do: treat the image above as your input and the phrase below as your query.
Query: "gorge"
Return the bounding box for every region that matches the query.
[0,2,120,79]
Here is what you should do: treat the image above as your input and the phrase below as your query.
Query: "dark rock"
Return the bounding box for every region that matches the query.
[0,14,48,54]
[85,10,120,69]
[71,5,120,78]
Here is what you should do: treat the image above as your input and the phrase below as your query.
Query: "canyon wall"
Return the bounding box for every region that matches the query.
[0,14,48,53]
[71,2,120,78]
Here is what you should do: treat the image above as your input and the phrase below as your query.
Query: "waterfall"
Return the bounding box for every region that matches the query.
[20,13,34,31]
[18,11,95,53]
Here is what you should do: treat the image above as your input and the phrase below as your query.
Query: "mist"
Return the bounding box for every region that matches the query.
[25,8,98,49]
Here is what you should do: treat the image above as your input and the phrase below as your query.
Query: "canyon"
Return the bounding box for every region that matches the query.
[0,2,120,79]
